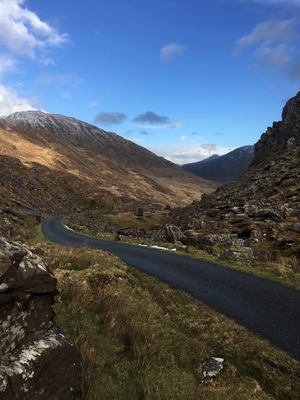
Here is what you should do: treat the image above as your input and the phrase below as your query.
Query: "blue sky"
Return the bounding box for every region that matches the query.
[0,0,300,164]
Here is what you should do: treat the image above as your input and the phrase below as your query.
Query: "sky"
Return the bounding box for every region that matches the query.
[0,0,300,165]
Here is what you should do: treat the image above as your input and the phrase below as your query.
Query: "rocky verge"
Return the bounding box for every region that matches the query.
[0,236,78,400]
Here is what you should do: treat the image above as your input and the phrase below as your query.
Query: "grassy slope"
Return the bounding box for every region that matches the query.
[0,124,218,209]
[33,240,300,400]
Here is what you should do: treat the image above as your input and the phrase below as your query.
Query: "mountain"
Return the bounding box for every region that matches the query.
[181,145,254,183]
[199,154,220,162]
[0,111,217,216]
[163,91,300,262]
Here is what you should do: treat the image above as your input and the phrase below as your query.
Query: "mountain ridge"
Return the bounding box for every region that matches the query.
[182,145,254,183]
[0,111,218,214]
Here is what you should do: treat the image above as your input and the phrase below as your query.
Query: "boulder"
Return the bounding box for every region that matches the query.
[0,236,79,400]
[165,224,185,243]
[291,223,300,233]
[135,207,144,217]
[275,238,296,248]
[203,357,225,378]
[182,233,244,250]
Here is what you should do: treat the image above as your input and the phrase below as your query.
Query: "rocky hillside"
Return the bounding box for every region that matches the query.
[162,92,300,263]
[181,145,254,183]
[0,111,217,217]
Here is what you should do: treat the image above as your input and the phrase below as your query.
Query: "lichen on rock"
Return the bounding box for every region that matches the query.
[0,235,79,400]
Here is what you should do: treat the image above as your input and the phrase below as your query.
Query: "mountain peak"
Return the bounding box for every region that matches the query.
[2,110,113,147]
[282,90,300,128]
[254,92,300,165]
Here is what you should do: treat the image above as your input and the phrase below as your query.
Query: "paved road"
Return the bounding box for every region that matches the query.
[43,216,300,360]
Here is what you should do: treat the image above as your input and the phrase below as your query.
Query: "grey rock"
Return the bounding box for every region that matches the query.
[220,250,251,265]
[0,236,79,399]
[203,357,225,378]
[275,238,296,248]
[231,219,252,228]
[244,237,259,246]
[291,223,300,232]
[165,224,185,243]
[135,207,144,217]
[241,247,253,258]
[251,228,263,240]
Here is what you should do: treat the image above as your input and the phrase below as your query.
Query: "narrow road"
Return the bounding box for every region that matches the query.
[43,216,300,360]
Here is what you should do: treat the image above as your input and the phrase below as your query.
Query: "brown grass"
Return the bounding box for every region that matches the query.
[40,243,300,400]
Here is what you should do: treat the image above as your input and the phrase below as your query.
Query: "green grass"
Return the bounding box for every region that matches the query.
[38,243,300,400]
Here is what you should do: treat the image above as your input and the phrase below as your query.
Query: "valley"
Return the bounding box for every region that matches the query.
[1,93,300,399]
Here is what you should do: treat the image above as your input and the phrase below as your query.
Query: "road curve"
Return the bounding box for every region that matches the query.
[43,216,300,360]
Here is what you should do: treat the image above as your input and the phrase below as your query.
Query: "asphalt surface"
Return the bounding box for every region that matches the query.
[43,216,300,360]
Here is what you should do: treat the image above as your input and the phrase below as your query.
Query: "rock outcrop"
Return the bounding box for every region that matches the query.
[254,92,300,164]
[162,92,300,262]
[0,236,79,400]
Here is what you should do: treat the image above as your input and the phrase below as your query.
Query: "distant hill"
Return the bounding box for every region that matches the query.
[0,111,218,215]
[181,145,254,183]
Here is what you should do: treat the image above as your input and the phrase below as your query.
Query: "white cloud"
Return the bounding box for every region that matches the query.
[130,122,183,130]
[145,143,234,165]
[255,44,290,67]
[36,72,81,86]
[233,19,296,54]
[130,124,163,130]
[0,1,69,115]
[88,101,98,108]
[160,43,186,62]
[0,0,68,58]
[41,57,56,66]
[233,19,297,69]
[268,84,279,90]
[130,137,145,143]
[61,90,73,99]
[0,54,16,78]
[169,122,183,129]
[0,84,36,116]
